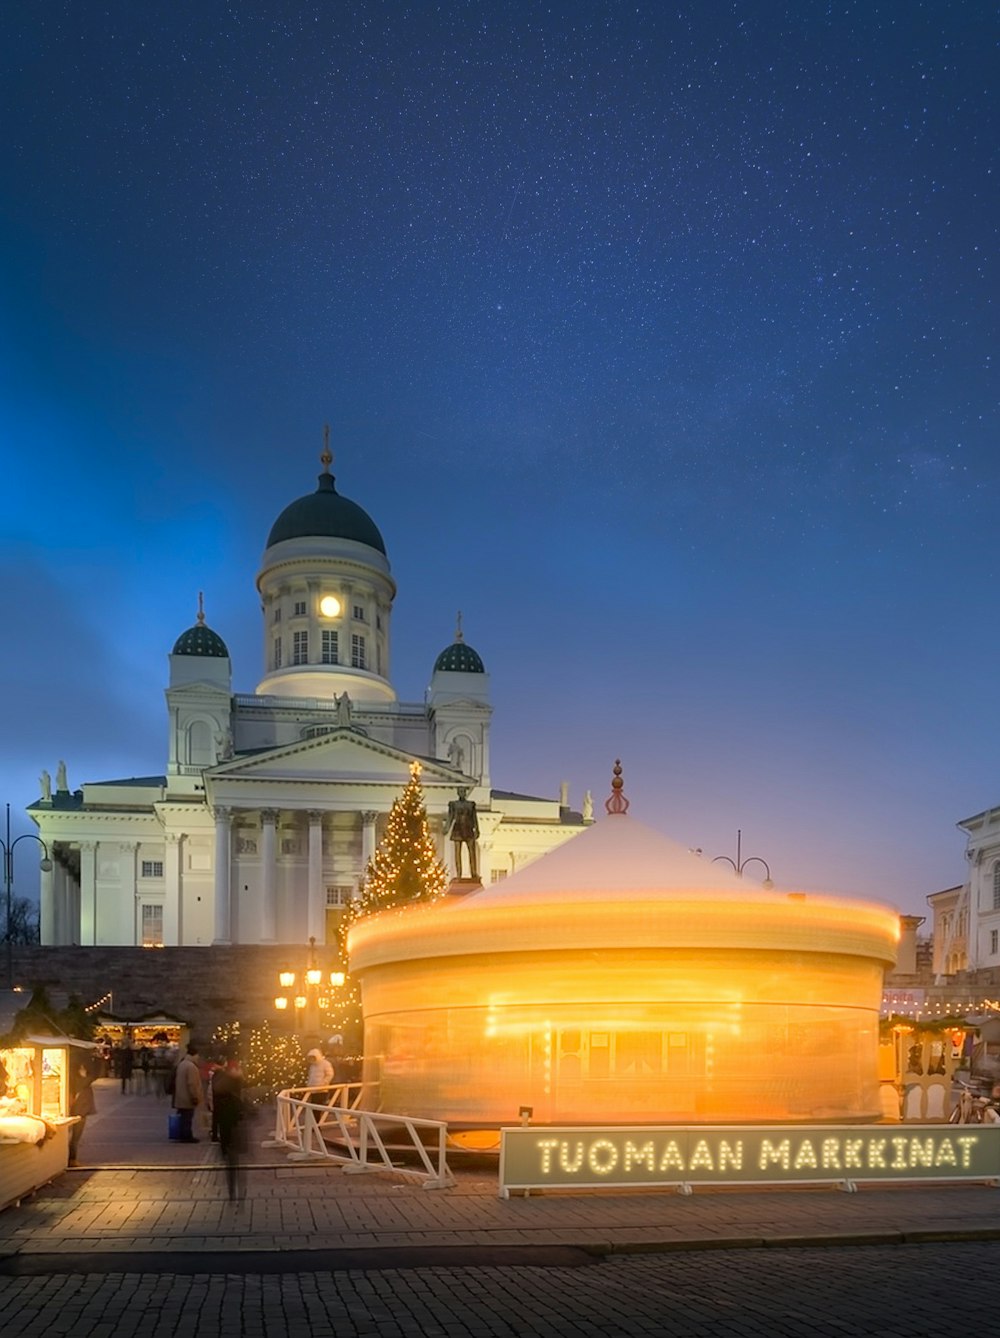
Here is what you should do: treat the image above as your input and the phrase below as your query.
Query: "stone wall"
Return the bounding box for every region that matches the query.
[7,944,333,1042]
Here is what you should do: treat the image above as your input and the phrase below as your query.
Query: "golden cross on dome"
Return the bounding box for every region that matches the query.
[196,591,206,626]
[320,423,333,473]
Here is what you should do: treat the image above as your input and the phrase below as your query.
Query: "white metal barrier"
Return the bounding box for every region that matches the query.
[263,1084,455,1190]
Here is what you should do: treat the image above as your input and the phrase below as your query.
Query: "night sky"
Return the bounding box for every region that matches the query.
[1,2,996,916]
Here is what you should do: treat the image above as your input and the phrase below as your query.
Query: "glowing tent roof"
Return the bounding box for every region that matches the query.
[467,812,743,904]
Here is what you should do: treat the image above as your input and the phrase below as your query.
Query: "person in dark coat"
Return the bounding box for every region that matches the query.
[120,1043,135,1094]
[211,1058,247,1200]
[69,1048,100,1166]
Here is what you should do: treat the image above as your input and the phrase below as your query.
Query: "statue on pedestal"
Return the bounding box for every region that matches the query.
[56,760,68,794]
[445,787,480,881]
[39,769,52,803]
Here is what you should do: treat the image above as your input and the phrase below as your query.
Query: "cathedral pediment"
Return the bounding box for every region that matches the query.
[205,729,463,790]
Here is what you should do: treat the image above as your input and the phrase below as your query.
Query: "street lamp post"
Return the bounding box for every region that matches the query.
[1,802,53,990]
[274,936,345,1043]
[712,829,773,888]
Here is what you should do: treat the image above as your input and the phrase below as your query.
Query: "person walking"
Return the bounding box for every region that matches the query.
[136,1046,152,1095]
[68,1047,101,1167]
[171,1044,204,1142]
[306,1046,334,1088]
[211,1058,247,1201]
[119,1042,134,1095]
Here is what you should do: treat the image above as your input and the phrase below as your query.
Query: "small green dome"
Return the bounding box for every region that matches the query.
[267,472,386,554]
[172,623,230,658]
[434,640,485,674]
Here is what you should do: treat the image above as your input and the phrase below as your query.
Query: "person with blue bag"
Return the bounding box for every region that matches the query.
[171,1044,204,1142]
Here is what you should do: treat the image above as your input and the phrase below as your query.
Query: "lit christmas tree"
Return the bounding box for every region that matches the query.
[211,1019,306,1097]
[334,762,447,1045]
[354,760,448,915]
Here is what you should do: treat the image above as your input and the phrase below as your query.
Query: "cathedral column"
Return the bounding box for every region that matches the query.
[120,841,139,945]
[307,811,325,943]
[79,842,97,946]
[260,809,278,942]
[361,811,378,870]
[213,806,232,944]
[53,860,71,945]
[163,832,182,946]
[478,838,494,887]
[40,859,55,945]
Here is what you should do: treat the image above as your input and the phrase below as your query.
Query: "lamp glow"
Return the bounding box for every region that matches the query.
[319,595,341,617]
[293,995,307,1010]
[329,970,345,987]
[306,966,322,986]
[274,996,288,1011]
[279,969,295,989]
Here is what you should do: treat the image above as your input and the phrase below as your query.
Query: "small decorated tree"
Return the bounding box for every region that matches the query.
[212,1019,306,1098]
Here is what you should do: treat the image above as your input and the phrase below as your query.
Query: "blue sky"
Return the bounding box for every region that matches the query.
[1,1,997,914]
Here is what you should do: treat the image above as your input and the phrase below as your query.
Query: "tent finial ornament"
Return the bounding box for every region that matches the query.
[605,759,630,816]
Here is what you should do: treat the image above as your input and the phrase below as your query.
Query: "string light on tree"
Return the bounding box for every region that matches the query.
[335,761,448,1044]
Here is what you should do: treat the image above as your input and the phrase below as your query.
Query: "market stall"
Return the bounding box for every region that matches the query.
[880,1016,968,1121]
[91,1011,188,1050]
[0,1036,92,1211]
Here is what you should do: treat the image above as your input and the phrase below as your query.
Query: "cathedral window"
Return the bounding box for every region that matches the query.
[351,633,367,669]
[273,636,282,669]
[321,629,339,664]
[992,930,999,956]
[491,868,508,884]
[273,607,281,623]
[293,630,309,664]
[141,903,163,947]
[353,603,365,621]
[326,885,352,907]
[294,600,307,616]
[140,860,164,879]
[993,863,1000,911]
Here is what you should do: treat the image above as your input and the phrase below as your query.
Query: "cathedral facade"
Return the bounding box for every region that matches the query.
[30,448,589,949]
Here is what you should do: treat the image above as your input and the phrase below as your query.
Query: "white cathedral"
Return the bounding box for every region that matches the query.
[30,445,589,949]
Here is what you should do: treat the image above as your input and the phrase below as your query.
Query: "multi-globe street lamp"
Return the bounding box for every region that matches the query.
[1,802,53,989]
[274,935,345,1038]
[712,829,773,887]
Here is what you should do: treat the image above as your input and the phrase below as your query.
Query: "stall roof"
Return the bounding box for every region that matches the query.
[21,1035,100,1049]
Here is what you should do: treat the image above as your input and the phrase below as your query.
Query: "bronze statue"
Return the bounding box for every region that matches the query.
[445,787,480,880]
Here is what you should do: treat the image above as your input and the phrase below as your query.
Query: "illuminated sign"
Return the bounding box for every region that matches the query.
[498,1125,1000,1196]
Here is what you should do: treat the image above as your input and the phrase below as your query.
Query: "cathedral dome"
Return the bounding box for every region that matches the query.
[433,616,485,673]
[172,599,229,657]
[433,640,485,674]
[266,471,386,554]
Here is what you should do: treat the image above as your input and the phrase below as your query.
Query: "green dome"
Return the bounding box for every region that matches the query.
[172,623,230,658]
[434,640,485,674]
[267,472,386,554]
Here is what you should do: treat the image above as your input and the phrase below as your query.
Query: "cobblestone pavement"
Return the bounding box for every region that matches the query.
[0,1241,994,1337]
[2,1082,999,1334]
